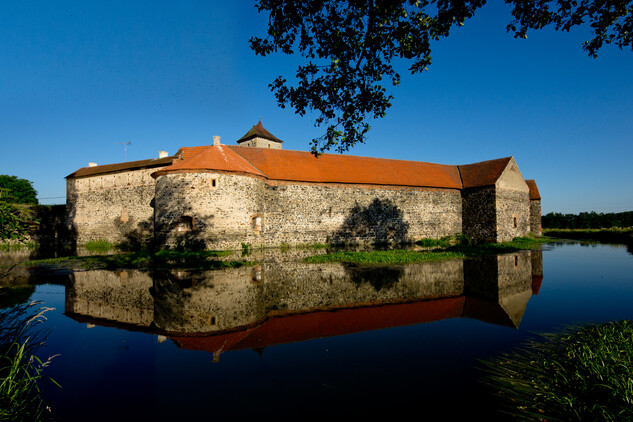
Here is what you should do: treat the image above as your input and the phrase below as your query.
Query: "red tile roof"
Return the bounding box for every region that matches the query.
[175,145,210,160]
[525,179,541,200]
[68,138,528,192]
[66,156,176,179]
[457,157,513,189]
[153,145,264,178]
[155,145,518,190]
[169,295,519,354]
[229,146,464,188]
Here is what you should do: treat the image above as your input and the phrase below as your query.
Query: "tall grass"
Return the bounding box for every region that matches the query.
[84,239,116,253]
[0,242,38,252]
[0,299,58,421]
[481,320,633,421]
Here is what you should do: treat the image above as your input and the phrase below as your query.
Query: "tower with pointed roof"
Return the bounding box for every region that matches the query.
[236,120,283,149]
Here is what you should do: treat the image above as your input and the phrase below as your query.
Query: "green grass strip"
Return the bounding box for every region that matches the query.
[305,236,553,264]
[481,320,633,421]
[305,249,465,264]
[83,240,116,253]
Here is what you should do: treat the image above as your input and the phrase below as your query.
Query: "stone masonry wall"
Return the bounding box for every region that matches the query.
[154,172,463,250]
[495,158,531,242]
[461,186,497,243]
[496,189,530,242]
[65,270,154,327]
[67,168,159,244]
[530,199,542,236]
[153,260,465,334]
[61,254,540,335]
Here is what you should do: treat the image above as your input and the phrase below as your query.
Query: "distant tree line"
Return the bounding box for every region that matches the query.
[542,211,633,229]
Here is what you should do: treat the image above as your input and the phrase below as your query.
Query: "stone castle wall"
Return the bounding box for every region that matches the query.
[69,253,538,334]
[495,160,531,242]
[153,260,465,334]
[65,156,538,249]
[496,189,530,242]
[66,168,159,244]
[461,186,497,243]
[65,270,154,327]
[154,172,463,250]
[530,199,542,236]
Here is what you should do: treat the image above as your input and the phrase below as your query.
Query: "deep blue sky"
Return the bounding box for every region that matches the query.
[1,1,632,213]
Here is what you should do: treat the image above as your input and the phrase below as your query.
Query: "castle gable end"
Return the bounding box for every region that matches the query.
[495,157,529,193]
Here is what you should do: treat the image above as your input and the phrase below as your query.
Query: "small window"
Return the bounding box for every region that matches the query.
[120,207,129,223]
[178,216,194,232]
[210,178,217,188]
[513,216,518,228]
[514,255,519,267]
[251,215,262,231]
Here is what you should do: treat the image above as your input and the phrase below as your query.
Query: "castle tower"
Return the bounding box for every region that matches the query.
[236,120,283,149]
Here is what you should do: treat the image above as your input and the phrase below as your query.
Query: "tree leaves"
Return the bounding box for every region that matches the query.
[251,0,485,153]
[506,0,633,58]
[251,1,632,153]
[0,176,38,205]
[0,189,34,241]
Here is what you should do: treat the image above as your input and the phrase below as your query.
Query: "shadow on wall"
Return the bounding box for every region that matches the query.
[118,214,209,251]
[332,198,410,244]
[152,176,212,251]
[115,216,153,251]
[35,205,76,252]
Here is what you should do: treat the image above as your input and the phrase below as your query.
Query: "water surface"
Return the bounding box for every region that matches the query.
[9,242,633,420]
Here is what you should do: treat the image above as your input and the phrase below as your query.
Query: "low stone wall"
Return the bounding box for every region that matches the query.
[67,168,157,245]
[154,172,463,250]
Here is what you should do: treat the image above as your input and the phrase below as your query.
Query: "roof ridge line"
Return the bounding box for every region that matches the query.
[227,146,268,178]
[456,165,465,189]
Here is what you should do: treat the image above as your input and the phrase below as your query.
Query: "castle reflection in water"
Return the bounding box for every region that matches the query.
[65,250,543,362]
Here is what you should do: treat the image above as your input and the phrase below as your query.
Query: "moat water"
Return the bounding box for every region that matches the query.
[2,241,633,420]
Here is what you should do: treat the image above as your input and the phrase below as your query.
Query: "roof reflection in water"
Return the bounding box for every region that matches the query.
[65,250,543,360]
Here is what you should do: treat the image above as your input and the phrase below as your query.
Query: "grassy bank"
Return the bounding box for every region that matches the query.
[544,227,633,244]
[481,320,633,421]
[0,242,38,253]
[3,249,254,272]
[2,236,554,270]
[305,236,553,264]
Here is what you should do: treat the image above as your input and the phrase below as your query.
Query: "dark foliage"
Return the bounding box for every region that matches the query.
[251,0,633,153]
[0,193,35,242]
[542,211,633,229]
[507,0,633,58]
[0,176,38,205]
